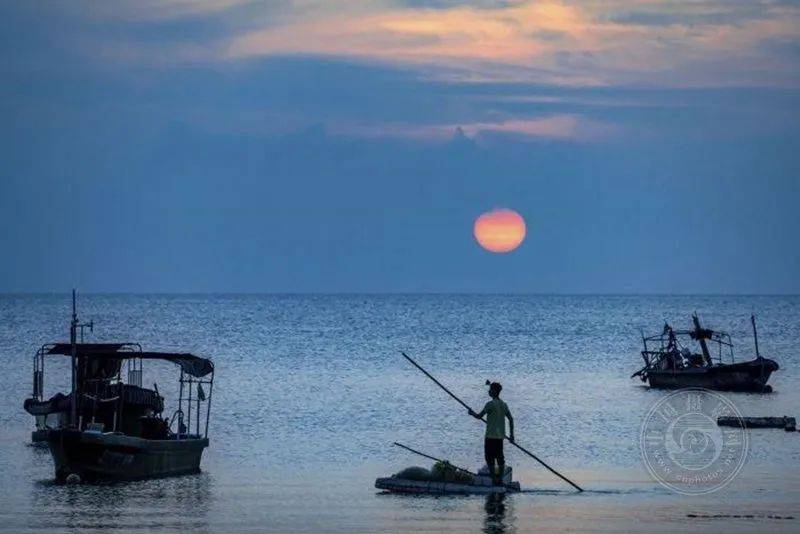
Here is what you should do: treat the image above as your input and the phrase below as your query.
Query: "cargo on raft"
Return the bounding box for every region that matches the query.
[375,462,521,495]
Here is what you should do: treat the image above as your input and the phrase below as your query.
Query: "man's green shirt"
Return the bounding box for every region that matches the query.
[483,398,510,439]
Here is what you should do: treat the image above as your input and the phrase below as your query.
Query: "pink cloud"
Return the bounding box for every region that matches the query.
[223,1,800,87]
[328,114,616,142]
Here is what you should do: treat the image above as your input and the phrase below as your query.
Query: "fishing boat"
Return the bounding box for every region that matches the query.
[632,314,779,392]
[22,291,215,482]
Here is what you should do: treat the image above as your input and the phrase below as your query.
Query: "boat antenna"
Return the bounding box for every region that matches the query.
[751,314,760,358]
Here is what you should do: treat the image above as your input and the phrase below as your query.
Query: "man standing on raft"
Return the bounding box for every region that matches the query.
[469,381,514,486]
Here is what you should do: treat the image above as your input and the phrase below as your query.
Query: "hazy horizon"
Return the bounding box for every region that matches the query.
[3,291,799,297]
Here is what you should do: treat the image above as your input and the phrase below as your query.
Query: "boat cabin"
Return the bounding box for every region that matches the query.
[26,343,213,441]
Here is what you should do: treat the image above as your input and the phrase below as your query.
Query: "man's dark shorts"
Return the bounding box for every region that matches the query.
[484,437,504,468]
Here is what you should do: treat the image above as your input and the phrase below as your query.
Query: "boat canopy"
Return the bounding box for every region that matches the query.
[47,343,131,355]
[46,343,214,378]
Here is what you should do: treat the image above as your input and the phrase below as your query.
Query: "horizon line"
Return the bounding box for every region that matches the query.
[1,292,798,297]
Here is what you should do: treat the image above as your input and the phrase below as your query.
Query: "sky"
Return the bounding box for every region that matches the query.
[1,0,799,293]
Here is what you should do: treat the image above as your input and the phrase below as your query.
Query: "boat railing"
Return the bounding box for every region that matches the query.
[176,368,214,440]
[641,328,736,369]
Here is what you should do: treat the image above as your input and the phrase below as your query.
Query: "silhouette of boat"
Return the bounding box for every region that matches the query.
[23,292,215,482]
[632,314,778,392]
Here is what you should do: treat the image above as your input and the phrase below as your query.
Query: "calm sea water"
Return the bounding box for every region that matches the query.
[0,294,798,533]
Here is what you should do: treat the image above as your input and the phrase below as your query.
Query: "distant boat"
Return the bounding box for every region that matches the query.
[23,291,215,482]
[632,314,779,392]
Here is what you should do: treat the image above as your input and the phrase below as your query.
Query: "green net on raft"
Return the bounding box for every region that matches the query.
[393,462,472,483]
[394,466,432,481]
[432,461,473,483]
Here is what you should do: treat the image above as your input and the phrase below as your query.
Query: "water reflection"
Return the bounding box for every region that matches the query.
[29,473,213,532]
[484,493,512,533]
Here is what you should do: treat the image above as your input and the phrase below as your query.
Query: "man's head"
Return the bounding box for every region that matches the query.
[487,381,502,398]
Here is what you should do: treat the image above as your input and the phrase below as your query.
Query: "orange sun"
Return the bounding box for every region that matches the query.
[474,208,526,253]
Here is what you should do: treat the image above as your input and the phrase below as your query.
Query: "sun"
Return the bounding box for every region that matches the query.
[474,209,526,253]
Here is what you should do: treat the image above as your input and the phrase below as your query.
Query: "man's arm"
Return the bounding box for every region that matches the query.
[469,402,489,419]
[469,407,487,419]
[506,408,515,442]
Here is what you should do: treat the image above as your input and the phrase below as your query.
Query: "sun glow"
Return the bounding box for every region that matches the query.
[474,209,526,253]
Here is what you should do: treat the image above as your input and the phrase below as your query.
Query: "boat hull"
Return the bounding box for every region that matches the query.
[47,429,208,482]
[647,358,778,392]
[31,429,50,444]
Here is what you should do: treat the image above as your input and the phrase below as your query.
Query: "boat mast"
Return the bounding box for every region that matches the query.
[751,314,761,358]
[692,314,713,366]
[70,289,78,427]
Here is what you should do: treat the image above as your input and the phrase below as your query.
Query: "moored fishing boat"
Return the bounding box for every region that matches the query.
[22,291,215,482]
[632,314,779,392]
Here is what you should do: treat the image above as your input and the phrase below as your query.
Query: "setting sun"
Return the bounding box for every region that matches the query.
[473,208,526,253]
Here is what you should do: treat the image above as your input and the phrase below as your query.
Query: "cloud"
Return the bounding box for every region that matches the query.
[85,0,258,21]
[328,114,616,142]
[227,2,588,64]
[223,1,800,87]
[607,1,781,27]
[4,1,798,87]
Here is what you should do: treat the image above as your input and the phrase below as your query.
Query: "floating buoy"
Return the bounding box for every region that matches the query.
[65,473,81,484]
[717,416,796,431]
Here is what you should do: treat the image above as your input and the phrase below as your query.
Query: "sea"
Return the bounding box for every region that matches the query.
[0,294,798,533]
